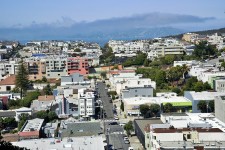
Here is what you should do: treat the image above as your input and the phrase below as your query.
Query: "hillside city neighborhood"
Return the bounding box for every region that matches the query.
[1,31,225,150]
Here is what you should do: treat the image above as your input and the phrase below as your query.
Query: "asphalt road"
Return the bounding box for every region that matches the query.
[105,122,130,150]
[97,81,114,119]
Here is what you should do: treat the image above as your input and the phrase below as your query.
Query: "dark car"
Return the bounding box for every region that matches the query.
[109,122,118,125]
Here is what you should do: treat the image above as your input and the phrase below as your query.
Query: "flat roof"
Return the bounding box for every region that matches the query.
[185,91,224,101]
[12,136,105,150]
[123,96,191,105]
[21,118,44,132]
[159,141,225,149]
[153,127,223,133]
[134,119,163,134]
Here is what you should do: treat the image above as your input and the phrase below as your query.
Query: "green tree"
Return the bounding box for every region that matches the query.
[15,59,29,99]
[172,87,181,95]
[0,140,29,150]
[139,104,150,117]
[124,121,134,136]
[100,72,107,79]
[197,100,207,113]
[149,104,160,117]
[42,76,47,82]
[208,100,214,112]
[155,70,167,87]
[74,48,81,52]
[163,103,173,113]
[36,110,48,120]
[221,62,225,69]
[43,83,52,95]
[21,90,41,107]
[18,114,30,131]
[194,82,204,92]
[48,111,58,121]
[143,59,149,67]
[120,101,124,112]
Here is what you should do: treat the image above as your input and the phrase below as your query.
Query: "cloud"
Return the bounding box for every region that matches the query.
[8,12,215,29]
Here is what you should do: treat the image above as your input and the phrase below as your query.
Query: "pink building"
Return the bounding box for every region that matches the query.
[67,57,89,75]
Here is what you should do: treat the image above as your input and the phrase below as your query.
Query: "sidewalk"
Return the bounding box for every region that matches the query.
[129,136,144,150]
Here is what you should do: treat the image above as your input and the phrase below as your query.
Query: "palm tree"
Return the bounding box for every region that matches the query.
[180,64,190,79]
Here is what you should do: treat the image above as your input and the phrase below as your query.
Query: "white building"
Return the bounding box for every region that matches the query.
[79,89,95,118]
[115,78,156,94]
[123,95,191,116]
[14,107,32,121]
[184,91,224,113]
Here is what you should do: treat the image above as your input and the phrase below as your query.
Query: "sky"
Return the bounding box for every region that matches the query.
[1,0,225,28]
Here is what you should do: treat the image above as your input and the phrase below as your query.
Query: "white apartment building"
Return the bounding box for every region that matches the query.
[109,70,140,89]
[45,56,68,78]
[79,89,95,119]
[0,60,19,80]
[147,44,185,60]
[173,60,199,67]
[115,78,156,94]
[108,40,149,53]
[207,33,224,49]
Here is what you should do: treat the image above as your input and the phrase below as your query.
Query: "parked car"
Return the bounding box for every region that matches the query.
[124,137,129,141]
[124,139,130,144]
[114,117,119,120]
[128,147,134,150]
[109,122,118,125]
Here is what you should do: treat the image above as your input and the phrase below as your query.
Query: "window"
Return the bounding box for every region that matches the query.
[187,134,191,139]
[6,86,11,91]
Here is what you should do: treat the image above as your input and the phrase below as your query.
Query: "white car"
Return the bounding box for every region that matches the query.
[128,147,134,150]
[114,117,119,120]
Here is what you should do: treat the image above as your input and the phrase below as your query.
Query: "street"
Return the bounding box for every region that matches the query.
[96,81,114,119]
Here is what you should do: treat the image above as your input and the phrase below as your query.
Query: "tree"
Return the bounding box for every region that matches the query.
[172,87,181,95]
[36,111,48,120]
[74,48,81,52]
[0,140,29,150]
[197,100,207,113]
[208,100,214,112]
[120,101,124,112]
[124,121,134,136]
[48,111,58,121]
[149,104,160,117]
[221,62,225,69]
[155,70,167,87]
[43,83,52,95]
[100,72,107,79]
[163,103,173,113]
[15,59,29,99]
[42,76,47,82]
[18,114,31,131]
[139,104,150,118]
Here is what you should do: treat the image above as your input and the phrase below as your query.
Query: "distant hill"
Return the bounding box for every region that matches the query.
[166,27,225,39]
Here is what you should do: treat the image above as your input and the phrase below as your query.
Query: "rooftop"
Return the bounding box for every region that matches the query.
[12,136,104,150]
[0,75,16,85]
[38,95,55,101]
[153,127,223,133]
[134,119,163,133]
[185,91,224,101]
[60,121,102,137]
[0,110,16,117]
[21,118,44,132]
[123,96,191,105]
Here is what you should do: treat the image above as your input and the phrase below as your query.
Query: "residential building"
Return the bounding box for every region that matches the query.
[184,91,224,113]
[43,122,58,138]
[215,95,225,123]
[15,107,32,121]
[121,86,154,99]
[67,56,89,75]
[79,89,95,119]
[45,56,67,79]
[59,121,102,137]
[182,33,199,42]
[134,119,163,148]
[147,126,225,150]
[18,118,44,140]
[0,75,16,92]
[115,78,156,94]
[0,60,19,80]
[12,136,104,150]
[26,57,46,80]
[61,73,85,86]
[31,95,55,111]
